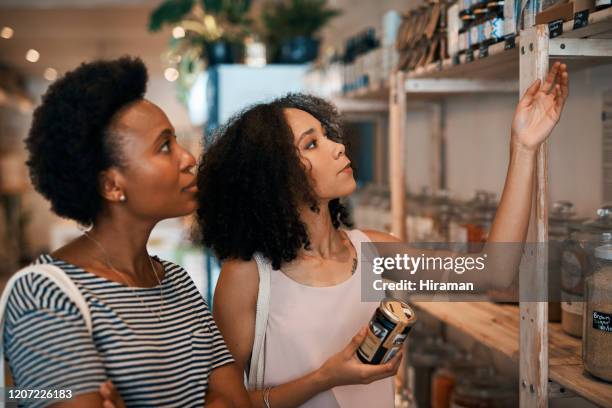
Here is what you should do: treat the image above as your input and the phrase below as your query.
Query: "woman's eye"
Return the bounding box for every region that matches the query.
[161,140,171,153]
[305,140,317,150]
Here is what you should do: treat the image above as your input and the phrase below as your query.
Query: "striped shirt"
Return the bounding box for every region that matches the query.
[3,254,234,407]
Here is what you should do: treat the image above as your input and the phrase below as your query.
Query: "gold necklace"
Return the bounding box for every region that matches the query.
[83,231,165,322]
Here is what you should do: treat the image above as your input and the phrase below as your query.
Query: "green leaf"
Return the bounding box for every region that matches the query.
[148,0,195,32]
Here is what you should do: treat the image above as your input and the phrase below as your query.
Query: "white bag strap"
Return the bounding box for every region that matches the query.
[0,263,92,387]
[247,253,271,390]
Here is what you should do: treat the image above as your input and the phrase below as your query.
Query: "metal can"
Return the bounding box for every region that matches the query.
[357,298,417,364]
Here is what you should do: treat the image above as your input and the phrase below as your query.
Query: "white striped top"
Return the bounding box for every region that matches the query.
[3,254,234,407]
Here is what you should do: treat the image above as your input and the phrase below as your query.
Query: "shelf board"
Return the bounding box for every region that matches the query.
[412,301,612,407]
[342,79,389,100]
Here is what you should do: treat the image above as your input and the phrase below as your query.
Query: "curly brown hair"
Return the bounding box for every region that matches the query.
[195,93,353,269]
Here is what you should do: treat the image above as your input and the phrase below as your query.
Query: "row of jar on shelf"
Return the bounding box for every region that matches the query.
[352,184,496,243]
[352,183,612,383]
[400,322,516,408]
[303,45,399,98]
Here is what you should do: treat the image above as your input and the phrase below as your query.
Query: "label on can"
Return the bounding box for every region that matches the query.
[358,300,415,364]
[359,319,389,361]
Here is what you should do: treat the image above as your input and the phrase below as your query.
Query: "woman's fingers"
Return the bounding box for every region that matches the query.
[99,380,122,408]
[542,61,561,94]
[362,350,404,383]
[346,326,368,355]
[99,381,111,399]
[558,68,569,109]
[519,79,541,106]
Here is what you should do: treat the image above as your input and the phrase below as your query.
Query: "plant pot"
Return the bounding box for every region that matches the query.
[277,36,320,64]
[205,41,244,65]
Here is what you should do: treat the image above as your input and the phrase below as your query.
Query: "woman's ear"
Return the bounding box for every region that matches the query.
[99,168,126,203]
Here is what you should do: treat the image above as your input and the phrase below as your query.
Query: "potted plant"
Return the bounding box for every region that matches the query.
[149,0,253,65]
[261,0,340,64]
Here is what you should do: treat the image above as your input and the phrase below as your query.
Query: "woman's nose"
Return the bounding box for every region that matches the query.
[181,147,197,172]
[333,140,346,159]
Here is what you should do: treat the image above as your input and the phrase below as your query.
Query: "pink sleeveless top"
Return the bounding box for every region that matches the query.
[263,229,394,407]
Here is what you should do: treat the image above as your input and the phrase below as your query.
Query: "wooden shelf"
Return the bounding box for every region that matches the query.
[409,7,612,81]
[413,301,612,407]
[341,7,612,99]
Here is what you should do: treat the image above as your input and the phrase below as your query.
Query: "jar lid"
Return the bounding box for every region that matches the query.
[595,244,612,260]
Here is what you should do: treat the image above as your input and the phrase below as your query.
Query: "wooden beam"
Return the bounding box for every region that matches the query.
[430,102,443,193]
[389,71,406,240]
[519,25,550,408]
[404,78,518,93]
[549,38,612,58]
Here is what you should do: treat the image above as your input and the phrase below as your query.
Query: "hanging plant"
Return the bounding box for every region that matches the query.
[149,0,253,65]
[261,0,340,63]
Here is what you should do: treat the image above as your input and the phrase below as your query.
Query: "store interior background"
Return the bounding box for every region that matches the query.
[0,1,611,407]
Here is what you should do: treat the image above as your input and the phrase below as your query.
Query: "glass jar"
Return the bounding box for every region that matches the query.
[432,351,475,408]
[407,336,450,408]
[412,186,436,241]
[484,9,504,45]
[561,205,612,337]
[429,190,458,242]
[450,368,516,408]
[582,244,612,382]
[462,191,497,252]
[548,201,587,322]
[486,0,505,16]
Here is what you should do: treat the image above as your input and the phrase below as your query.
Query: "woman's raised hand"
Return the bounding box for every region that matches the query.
[511,61,569,151]
[318,326,403,388]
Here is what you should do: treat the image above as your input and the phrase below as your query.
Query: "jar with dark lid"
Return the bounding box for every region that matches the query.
[548,201,587,322]
[486,0,504,16]
[561,205,612,337]
[582,244,612,382]
[471,0,488,16]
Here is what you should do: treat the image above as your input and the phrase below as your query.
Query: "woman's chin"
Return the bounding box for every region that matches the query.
[336,180,357,198]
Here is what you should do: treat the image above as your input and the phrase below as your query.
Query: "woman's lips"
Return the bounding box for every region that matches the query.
[182,179,198,192]
[340,162,352,173]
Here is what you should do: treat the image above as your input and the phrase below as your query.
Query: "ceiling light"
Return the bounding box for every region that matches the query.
[164,67,179,82]
[44,67,58,81]
[1,27,14,39]
[25,49,40,63]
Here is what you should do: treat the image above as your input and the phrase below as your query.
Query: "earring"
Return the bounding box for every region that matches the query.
[119,194,127,203]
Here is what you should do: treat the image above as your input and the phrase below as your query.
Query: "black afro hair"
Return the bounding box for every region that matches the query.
[26,56,148,225]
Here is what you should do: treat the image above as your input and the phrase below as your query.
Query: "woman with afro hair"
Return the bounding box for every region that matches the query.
[2,57,251,407]
[196,62,569,407]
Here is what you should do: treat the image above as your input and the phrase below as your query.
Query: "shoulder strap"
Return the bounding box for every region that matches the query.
[0,263,92,387]
[247,253,272,390]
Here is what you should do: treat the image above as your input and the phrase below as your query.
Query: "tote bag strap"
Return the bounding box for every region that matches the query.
[0,264,92,386]
[247,253,272,390]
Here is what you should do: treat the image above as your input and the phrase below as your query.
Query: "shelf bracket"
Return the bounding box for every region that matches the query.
[404,78,518,94]
[549,38,612,58]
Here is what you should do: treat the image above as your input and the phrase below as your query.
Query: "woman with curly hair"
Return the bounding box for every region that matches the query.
[196,62,569,407]
[2,57,250,407]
